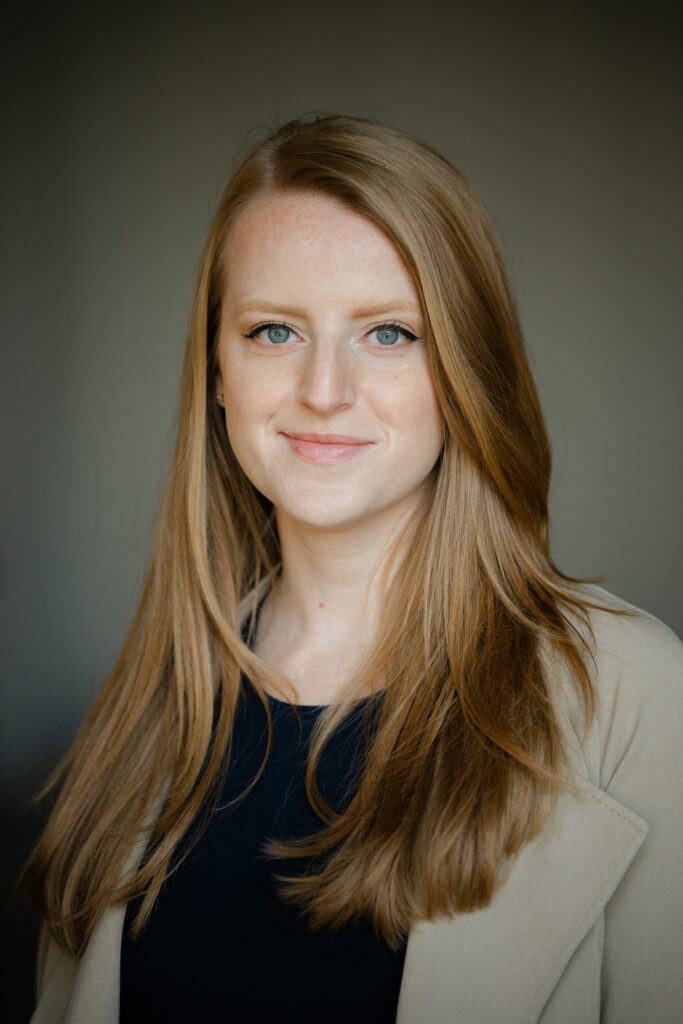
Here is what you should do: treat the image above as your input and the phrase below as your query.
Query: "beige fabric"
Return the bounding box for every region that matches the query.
[30,586,683,1023]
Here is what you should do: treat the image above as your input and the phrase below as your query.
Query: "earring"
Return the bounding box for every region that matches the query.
[216,393,225,406]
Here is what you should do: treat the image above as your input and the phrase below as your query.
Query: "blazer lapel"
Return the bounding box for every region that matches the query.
[396,780,647,1024]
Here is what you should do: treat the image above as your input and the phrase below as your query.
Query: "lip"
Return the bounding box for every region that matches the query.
[281,431,374,465]
[285,432,371,444]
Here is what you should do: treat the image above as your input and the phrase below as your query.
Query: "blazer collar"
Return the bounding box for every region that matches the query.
[396,779,647,1023]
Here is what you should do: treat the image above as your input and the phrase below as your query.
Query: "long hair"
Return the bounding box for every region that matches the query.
[25,114,606,956]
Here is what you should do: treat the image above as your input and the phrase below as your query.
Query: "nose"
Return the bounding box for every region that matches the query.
[297,341,355,416]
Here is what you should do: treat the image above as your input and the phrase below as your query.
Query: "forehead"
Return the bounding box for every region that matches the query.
[221,191,419,309]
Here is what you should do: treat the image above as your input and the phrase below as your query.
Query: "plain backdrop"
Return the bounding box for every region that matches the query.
[2,1,681,1019]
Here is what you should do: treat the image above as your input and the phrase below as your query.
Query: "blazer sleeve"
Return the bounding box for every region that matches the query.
[29,923,77,1024]
[591,604,683,1024]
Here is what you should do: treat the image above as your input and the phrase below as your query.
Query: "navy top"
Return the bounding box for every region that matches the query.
[119,629,406,1022]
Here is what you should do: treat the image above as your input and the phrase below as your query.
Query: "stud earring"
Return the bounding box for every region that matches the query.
[216,394,225,406]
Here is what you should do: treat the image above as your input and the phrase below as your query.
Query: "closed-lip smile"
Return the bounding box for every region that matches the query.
[281,431,374,464]
[284,432,371,444]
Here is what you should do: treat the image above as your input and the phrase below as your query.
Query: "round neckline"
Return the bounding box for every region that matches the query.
[265,689,328,712]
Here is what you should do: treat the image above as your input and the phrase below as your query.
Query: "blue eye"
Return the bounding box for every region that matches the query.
[376,326,400,346]
[245,323,292,345]
[372,324,417,346]
[265,325,291,344]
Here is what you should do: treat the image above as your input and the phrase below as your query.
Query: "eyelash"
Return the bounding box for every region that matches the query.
[243,321,419,346]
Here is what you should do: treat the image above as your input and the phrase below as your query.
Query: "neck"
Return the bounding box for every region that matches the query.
[279,496,422,635]
[253,493,425,703]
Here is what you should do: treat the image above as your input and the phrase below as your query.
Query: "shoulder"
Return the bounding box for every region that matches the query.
[557,583,683,704]
[579,583,683,678]
[575,584,683,721]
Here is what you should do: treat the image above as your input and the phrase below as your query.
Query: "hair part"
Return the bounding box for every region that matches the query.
[24,113,616,956]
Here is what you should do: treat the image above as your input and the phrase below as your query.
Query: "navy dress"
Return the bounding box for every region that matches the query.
[120,650,406,1022]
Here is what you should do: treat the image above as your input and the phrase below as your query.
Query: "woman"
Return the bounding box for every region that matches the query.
[25,114,683,1023]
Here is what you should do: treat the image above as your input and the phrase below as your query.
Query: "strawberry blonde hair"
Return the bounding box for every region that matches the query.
[26,114,604,955]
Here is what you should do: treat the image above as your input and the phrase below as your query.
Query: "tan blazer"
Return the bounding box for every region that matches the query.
[29,587,683,1023]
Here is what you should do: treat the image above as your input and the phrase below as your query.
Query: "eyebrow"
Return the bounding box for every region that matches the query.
[233,300,422,320]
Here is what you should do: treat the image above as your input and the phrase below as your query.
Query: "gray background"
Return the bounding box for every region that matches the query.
[2,1,681,1018]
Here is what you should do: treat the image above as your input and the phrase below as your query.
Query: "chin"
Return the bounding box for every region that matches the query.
[277,495,379,532]
[286,508,367,532]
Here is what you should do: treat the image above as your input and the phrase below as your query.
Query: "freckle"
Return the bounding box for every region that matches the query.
[318,602,325,609]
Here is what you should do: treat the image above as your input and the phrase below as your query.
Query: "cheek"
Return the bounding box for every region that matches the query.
[219,360,293,494]
[221,356,277,431]
[381,371,445,455]
[219,359,260,461]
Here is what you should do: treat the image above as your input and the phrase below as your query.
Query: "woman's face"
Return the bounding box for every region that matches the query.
[215,191,444,534]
